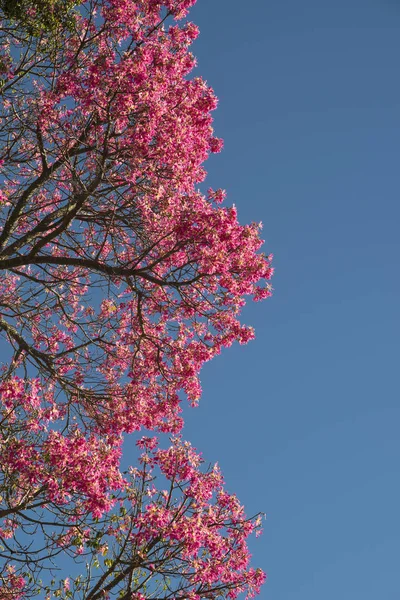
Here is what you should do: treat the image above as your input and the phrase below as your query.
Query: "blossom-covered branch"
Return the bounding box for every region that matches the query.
[0,437,265,599]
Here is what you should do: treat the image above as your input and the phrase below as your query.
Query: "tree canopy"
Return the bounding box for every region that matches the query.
[0,0,81,34]
[0,1,272,597]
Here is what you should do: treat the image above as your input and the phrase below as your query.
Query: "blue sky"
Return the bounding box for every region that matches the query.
[179,1,400,598]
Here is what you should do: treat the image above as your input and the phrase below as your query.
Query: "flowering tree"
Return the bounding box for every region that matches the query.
[0,0,272,597]
[0,436,265,598]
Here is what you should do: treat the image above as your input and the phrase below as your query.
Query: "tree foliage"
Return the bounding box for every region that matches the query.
[0,0,272,597]
[0,0,81,34]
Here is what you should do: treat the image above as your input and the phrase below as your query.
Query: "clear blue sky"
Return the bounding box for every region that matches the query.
[179,1,400,598]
